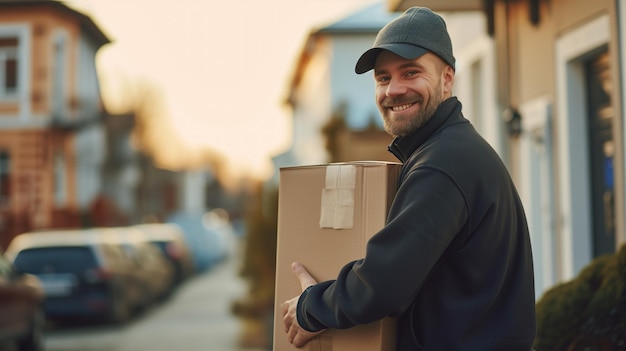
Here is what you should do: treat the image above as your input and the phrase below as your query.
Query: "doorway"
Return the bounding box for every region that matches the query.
[585,51,615,256]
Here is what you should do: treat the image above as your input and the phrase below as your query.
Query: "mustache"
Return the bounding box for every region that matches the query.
[382,95,424,107]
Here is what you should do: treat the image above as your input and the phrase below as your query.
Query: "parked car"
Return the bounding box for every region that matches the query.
[5,229,137,324]
[132,223,195,285]
[129,234,175,300]
[97,226,174,304]
[0,251,45,351]
[166,211,232,272]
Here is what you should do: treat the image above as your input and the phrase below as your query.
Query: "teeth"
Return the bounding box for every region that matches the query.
[391,103,412,112]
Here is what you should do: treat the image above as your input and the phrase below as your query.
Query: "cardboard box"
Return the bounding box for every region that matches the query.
[273,162,401,351]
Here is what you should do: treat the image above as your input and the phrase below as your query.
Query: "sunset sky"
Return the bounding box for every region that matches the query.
[65,0,378,180]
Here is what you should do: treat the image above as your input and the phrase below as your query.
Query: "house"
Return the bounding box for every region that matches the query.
[276,2,399,174]
[388,0,626,297]
[0,0,233,253]
[276,2,499,173]
[0,0,110,248]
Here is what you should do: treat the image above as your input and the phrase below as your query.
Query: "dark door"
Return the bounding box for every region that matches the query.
[585,50,615,257]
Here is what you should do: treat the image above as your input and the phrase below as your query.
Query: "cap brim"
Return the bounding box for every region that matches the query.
[355,43,430,74]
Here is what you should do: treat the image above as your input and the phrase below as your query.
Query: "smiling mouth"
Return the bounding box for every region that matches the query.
[391,103,414,112]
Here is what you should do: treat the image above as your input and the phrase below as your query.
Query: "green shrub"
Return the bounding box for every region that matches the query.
[534,243,626,351]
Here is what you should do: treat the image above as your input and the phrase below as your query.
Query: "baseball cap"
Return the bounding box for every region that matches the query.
[355,7,455,74]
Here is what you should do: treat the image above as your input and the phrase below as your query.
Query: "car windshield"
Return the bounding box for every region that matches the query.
[13,247,98,273]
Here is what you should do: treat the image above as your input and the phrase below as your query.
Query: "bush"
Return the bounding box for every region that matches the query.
[534,243,626,351]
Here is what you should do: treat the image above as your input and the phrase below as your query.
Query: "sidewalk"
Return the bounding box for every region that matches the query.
[198,251,271,351]
[170,241,272,351]
[124,247,273,351]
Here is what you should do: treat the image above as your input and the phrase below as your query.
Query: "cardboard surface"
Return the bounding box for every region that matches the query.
[273,162,401,351]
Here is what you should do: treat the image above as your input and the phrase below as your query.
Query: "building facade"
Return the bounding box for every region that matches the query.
[0,0,109,248]
[390,0,626,297]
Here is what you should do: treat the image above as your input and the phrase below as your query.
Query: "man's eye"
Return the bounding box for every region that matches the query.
[376,76,390,83]
[405,70,419,77]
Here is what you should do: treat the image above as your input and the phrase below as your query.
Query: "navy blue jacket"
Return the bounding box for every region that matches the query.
[296,97,536,350]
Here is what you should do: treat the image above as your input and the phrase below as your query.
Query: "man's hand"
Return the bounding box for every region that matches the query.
[282,262,325,348]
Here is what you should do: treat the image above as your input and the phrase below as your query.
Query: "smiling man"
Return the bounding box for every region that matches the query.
[282,7,537,351]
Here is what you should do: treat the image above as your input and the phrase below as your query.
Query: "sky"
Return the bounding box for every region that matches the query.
[65,0,379,181]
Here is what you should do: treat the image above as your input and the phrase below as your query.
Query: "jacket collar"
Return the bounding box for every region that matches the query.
[388,96,462,163]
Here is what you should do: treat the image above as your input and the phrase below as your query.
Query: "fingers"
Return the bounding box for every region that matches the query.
[287,322,321,348]
[293,327,325,348]
[281,297,297,333]
[293,332,307,348]
[291,261,317,291]
[282,292,326,348]
[282,296,308,347]
[287,323,297,344]
[282,262,321,348]
[281,302,290,333]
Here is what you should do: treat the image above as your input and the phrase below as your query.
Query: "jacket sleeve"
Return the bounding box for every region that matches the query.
[297,166,469,332]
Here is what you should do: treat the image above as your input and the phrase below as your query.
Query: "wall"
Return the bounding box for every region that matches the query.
[503,0,625,290]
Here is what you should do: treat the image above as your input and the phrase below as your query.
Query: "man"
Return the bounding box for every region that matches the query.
[282,7,536,351]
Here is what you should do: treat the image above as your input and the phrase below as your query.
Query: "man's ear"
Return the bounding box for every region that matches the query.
[442,65,455,95]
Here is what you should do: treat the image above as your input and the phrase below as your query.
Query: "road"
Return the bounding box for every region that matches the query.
[43,250,271,351]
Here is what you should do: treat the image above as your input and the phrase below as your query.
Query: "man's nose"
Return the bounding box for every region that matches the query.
[385,80,407,97]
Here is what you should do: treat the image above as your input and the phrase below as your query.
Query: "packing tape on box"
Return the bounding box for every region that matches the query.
[320,164,356,229]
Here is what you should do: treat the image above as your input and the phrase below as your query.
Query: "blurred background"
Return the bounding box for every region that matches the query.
[1,0,625,350]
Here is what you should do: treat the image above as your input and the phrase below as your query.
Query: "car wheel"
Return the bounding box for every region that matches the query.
[17,306,45,351]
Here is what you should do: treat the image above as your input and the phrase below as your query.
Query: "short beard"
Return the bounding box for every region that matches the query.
[381,82,444,138]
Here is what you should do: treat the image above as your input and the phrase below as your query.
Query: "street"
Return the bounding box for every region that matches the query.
[43,250,270,351]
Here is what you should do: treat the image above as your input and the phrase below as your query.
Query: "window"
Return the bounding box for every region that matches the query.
[0,37,19,98]
[0,151,9,206]
[13,247,99,273]
[54,153,67,206]
[52,34,66,116]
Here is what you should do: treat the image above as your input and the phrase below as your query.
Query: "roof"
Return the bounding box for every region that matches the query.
[0,0,110,47]
[314,1,400,35]
[389,0,482,12]
[132,223,185,241]
[286,2,400,105]
[4,229,106,259]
